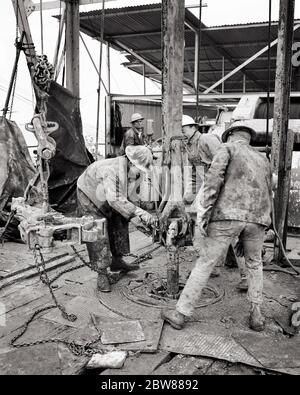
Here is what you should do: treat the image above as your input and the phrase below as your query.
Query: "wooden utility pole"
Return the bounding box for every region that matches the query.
[161,0,185,147]
[65,0,80,104]
[271,0,295,264]
[161,0,186,297]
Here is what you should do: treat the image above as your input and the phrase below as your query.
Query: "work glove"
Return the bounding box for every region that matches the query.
[159,202,190,237]
[183,192,195,205]
[130,215,152,236]
[134,207,155,227]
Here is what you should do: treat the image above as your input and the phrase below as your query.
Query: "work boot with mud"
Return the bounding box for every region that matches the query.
[97,270,111,293]
[110,256,139,273]
[236,278,248,292]
[249,303,265,332]
[161,309,186,330]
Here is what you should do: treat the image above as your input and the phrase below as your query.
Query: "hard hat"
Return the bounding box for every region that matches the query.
[222,121,256,143]
[182,115,199,127]
[131,113,144,123]
[125,145,153,173]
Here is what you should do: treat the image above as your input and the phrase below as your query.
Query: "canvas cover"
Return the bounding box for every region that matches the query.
[0,116,35,239]
[45,81,92,212]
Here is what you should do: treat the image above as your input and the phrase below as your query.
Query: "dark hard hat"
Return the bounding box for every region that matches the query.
[222,123,256,143]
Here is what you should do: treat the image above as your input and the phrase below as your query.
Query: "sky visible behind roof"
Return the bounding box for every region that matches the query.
[1,0,300,153]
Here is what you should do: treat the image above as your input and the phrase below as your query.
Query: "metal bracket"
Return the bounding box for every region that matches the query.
[11,197,107,253]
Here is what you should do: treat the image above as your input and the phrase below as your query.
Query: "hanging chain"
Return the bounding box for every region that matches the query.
[33,244,77,322]
[10,244,103,357]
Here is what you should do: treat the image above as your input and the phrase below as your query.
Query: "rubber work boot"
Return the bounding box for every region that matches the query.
[236,278,248,292]
[249,303,265,332]
[161,309,186,330]
[110,256,139,273]
[97,270,111,293]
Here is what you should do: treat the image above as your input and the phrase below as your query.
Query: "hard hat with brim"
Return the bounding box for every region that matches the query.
[125,145,153,173]
[131,113,144,123]
[222,124,256,143]
[182,114,199,127]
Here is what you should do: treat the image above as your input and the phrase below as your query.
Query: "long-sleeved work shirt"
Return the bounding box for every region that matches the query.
[183,132,221,202]
[77,156,137,220]
[200,141,272,227]
[119,127,145,155]
[186,132,221,167]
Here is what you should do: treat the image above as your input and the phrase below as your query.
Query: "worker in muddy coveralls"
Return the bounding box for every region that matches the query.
[77,145,155,293]
[119,113,145,155]
[182,115,248,289]
[162,125,272,332]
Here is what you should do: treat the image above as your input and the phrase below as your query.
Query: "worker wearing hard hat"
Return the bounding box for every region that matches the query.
[119,113,145,155]
[77,145,155,293]
[162,124,272,332]
[181,114,221,169]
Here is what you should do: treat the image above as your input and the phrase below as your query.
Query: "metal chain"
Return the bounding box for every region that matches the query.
[9,242,161,355]
[10,245,104,357]
[71,244,161,269]
[10,303,103,357]
[33,245,77,322]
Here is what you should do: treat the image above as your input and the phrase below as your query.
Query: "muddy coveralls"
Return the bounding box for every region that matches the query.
[184,131,246,277]
[176,140,272,317]
[77,156,144,272]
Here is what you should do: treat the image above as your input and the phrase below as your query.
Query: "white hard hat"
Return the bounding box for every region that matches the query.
[131,113,144,123]
[182,115,198,127]
[125,145,153,173]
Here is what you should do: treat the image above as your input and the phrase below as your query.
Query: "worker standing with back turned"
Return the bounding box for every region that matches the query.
[162,125,272,332]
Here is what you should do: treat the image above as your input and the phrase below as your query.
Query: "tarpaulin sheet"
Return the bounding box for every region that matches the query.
[0,116,35,239]
[46,82,92,212]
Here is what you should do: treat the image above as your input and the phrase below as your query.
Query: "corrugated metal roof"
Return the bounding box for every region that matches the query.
[78,5,300,93]
[205,19,300,29]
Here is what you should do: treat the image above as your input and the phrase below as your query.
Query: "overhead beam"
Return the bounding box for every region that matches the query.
[204,23,300,94]
[33,0,204,11]
[32,0,116,11]
[111,91,300,101]
[185,20,265,91]
[136,42,274,55]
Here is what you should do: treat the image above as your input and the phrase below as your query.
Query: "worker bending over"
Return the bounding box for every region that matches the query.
[162,125,272,332]
[77,146,155,293]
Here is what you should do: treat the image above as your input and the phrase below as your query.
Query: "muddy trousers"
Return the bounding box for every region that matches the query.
[77,189,111,271]
[176,220,265,317]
